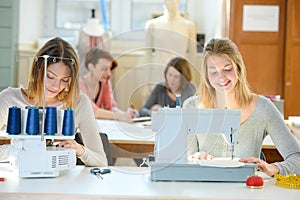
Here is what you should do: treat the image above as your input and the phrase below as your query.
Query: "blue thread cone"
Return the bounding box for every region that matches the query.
[44,107,57,135]
[62,108,75,136]
[26,107,40,135]
[6,106,21,135]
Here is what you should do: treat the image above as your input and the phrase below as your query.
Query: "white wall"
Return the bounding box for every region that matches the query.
[19,0,43,47]
[188,0,225,43]
[18,0,225,48]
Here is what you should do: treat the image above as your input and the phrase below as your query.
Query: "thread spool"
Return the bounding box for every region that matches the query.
[6,106,21,135]
[44,107,57,135]
[21,108,28,134]
[56,109,64,135]
[62,108,75,136]
[175,94,181,108]
[26,107,40,135]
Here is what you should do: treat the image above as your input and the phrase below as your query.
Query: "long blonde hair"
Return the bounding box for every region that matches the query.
[25,37,80,108]
[199,38,252,108]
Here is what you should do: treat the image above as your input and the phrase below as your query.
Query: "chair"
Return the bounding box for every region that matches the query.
[75,132,113,166]
[260,151,266,161]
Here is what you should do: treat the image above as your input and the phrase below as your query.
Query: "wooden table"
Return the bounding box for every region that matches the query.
[97,120,284,163]
[97,119,154,160]
[261,136,283,163]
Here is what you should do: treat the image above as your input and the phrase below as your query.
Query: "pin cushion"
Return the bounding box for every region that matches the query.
[246,175,264,189]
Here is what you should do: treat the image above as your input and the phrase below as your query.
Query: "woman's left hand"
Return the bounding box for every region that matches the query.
[239,157,279,176]
[57,140,84,156]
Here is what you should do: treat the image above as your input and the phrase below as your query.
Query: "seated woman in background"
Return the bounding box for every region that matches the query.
[139,57,196,117]
[185,38,300,176]
[0,37,107,166]
[79,47,137,122]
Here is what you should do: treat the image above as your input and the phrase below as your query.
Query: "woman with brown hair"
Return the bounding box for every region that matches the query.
[0,37,107,166]
[140,56,196,117]
[79,47,137,121]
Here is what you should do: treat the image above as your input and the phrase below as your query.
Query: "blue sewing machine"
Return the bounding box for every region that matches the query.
[150,108,257,182]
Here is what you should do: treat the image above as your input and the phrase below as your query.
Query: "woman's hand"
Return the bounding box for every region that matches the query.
[239,157,279,176]
[188,151,214,160]
[150,104,162,116]
[57,140,84,156]
[127,108,139,118]
[114,112,133,122]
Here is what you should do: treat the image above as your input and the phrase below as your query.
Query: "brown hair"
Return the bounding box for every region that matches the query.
[26,37,80,108]
[164,57,192,90]
[199,38,252,108]
[84,47,117,71]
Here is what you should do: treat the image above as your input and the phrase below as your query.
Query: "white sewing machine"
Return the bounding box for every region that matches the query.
[7,108,76,178]
[150,108,257,182]
[6,55,76,178]
[8,136,76,178]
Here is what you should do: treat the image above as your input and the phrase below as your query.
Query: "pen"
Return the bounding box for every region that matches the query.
[0,177,7,181]
[130,102,136,109]
[130,103,140,117]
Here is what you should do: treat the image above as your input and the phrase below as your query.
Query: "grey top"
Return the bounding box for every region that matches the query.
[184,95,300,175]
[139,81,196,117]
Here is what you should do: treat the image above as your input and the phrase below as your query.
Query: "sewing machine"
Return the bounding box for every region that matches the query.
[150,108,257,182]
[5,55,77,178]
[7,108,76,178]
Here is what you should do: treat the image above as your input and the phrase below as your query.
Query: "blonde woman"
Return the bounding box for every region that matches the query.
[186,38,300,176]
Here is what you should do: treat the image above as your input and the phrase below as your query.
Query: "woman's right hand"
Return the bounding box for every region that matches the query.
[127,108,139,118]
[115,112,133,122]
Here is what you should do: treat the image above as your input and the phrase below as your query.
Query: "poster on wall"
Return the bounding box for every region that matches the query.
[242,5,279,32]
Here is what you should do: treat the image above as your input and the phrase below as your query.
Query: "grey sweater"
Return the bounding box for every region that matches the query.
[139,81,196,117]
[184,95,300,175]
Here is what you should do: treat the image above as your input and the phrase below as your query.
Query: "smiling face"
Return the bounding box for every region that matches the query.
[46,62,71,102]
[207,55,238,95]
[166,66,181,93]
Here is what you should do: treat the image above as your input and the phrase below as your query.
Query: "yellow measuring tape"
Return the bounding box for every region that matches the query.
[274,174,300,189]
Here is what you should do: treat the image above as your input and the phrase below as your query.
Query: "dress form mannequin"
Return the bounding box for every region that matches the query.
[145,0,196,64]
[77,9,110,75]
[83,9,105,37]
[143,0,197,98]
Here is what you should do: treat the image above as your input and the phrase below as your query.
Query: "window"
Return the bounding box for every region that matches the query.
[55,0,111,30]
[43,0,187,40]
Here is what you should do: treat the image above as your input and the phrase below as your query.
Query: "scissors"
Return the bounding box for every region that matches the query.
[90,167,111,180]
